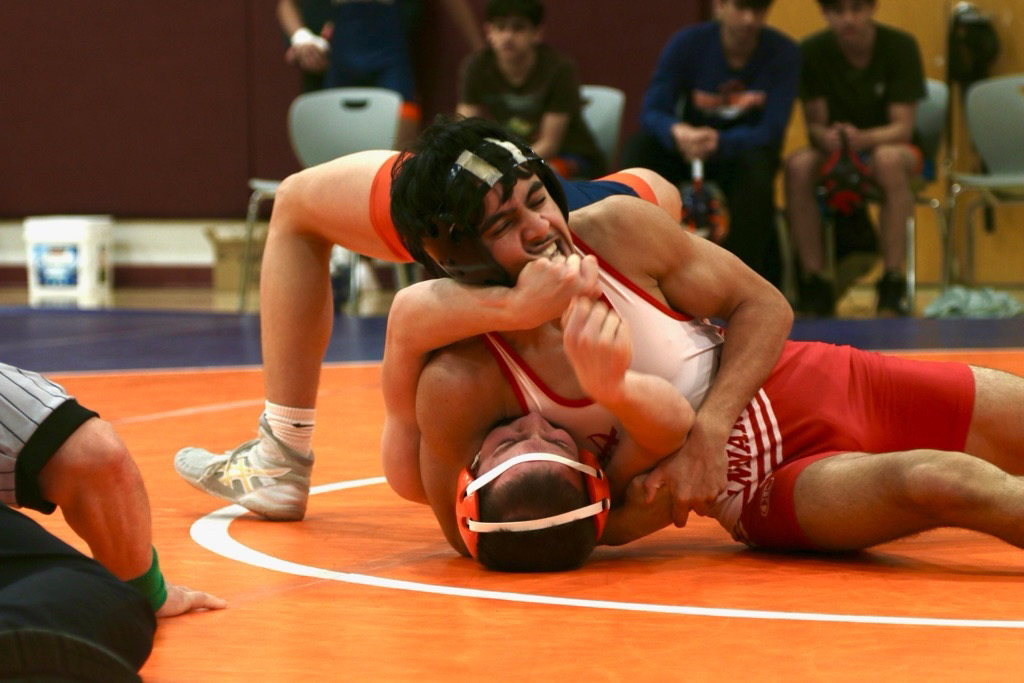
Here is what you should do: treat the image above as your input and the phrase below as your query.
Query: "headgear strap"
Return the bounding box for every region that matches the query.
[423,136,569,286]
[455,450,611,558]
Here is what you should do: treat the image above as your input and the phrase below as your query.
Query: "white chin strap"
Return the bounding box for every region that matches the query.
[465,452,608,534]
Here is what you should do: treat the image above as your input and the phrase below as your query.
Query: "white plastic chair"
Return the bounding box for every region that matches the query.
[579,84,626,169]
[949,73,1024,284]
[239,87,404,314]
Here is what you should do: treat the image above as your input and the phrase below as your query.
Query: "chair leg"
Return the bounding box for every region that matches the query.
[822,214,837,283]
[393,263,411,290]
[964,196,986,286]
[905,213,916,315]
[238,189,268,313]
[774,211,797,305]
[346,251,361,316]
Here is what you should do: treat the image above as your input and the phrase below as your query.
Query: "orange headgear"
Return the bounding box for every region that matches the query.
[455,450,611,559]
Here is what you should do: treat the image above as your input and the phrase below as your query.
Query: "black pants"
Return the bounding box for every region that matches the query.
[0,504,155,672]
[622,130,783,287]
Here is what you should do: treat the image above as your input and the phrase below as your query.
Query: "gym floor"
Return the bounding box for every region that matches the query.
[3,293,1024,681]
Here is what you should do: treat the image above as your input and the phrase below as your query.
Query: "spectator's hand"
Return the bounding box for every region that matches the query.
[156,583,227,617]
[839,123,870,152]
[821,124,845,153]
[672,124,718,161]
[641,421,728,527]
[562,297,631,406]
[507,253,600,329]
[287,27,329,73]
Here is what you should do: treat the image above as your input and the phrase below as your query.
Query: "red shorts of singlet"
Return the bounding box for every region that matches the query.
[718,341,975,550]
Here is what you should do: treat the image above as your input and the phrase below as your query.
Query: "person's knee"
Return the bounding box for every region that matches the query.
[784,148,822,190]
[900,453,987,515]
[870,145,913,191]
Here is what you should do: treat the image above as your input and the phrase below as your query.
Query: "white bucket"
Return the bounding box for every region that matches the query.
[23,215,113,308]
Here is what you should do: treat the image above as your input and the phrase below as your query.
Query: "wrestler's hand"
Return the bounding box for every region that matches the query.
[641,420,728,527]
[599,474,673,546]
[562,296,631,406]
[507,253,600,329]
[156,583,228,617]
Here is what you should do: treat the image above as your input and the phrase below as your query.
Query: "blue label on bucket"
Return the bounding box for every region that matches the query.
[33,243,79,286]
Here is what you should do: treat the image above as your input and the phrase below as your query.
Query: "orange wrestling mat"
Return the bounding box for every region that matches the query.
[26,349,1024,681]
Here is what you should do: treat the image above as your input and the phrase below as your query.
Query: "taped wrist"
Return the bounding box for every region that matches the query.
[290,27,329,51]
[127,547,169,611]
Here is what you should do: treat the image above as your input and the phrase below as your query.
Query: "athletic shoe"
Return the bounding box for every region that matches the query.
[173,416,313,521]
[0,628,140,683]
[876,270,910,317]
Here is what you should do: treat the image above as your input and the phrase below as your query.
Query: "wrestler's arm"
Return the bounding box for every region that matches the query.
[582,197,792,524]
[380,254,599,500]
[556,292,689,545]
[653,201,792,520]
[414,343,511,556]
[561,295,693,490]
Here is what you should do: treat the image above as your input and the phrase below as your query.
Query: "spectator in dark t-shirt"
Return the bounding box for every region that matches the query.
[784,0,926,317]
[457,0,605,179]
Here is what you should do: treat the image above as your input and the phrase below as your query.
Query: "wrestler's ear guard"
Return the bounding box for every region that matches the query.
[455,450,611,559]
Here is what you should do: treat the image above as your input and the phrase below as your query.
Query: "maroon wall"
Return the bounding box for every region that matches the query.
[0,1,707,219]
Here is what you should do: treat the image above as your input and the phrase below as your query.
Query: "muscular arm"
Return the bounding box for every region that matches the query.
[414,344,514,555]
[40,418,225,616]
[578,197,792,525]
[380,255,600,501]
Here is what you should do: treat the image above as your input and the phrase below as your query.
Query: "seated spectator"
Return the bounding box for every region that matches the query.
[456,0,605,179]
[783,0,926,317]
[621,0,799,287]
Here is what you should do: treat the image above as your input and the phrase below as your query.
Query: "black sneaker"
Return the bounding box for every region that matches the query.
[876,270,910,317]
[0,628,140,682]
[797,273,836,317]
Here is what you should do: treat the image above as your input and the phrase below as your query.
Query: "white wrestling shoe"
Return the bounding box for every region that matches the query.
[174,416,313,521]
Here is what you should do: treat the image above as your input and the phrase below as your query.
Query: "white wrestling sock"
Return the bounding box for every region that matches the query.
[262,401,315,456]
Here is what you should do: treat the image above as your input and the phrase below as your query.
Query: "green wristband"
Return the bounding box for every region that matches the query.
[127,547,168,611]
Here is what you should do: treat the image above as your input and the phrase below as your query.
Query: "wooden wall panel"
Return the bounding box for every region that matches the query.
[0,1,708,220]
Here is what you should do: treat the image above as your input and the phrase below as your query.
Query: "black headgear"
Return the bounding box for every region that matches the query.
[422,136,568,286]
